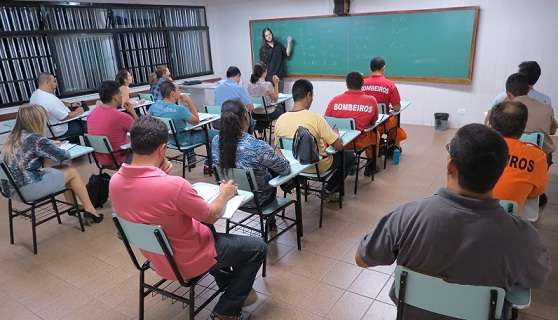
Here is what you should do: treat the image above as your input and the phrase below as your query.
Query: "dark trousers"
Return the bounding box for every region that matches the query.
[60,120,86,144]
[209,232,267,316]
[326,151,355,192]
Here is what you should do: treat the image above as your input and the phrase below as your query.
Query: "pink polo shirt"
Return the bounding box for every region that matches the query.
[109,164,216,279]
[87,104,134,166]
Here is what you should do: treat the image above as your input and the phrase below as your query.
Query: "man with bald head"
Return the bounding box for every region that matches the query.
[490,101,548,213]
[30,72,85,139]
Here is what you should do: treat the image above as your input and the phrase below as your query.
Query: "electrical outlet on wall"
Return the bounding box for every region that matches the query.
[457,108,466,115]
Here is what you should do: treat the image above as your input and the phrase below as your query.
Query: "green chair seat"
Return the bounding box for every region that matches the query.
[261,197,294,216]
[506,286,531,309]
[167,141,203,151]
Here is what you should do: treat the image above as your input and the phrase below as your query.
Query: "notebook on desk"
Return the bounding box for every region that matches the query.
[192,183,245,220]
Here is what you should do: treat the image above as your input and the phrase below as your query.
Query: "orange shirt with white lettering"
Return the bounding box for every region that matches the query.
[325,90,378,130]
[493,137,548,211]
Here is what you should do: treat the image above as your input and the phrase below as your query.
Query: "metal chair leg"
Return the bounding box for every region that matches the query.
[31,205,37,255]
[354,152,361,195]
[319,186,325,228]
[139,269,145,320]
[52,197,62,224]
[182,153,186,178]
[8,199,14,245]
[189,285,195,319]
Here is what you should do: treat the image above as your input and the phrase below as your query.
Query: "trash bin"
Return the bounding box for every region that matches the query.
[434,113,449,131]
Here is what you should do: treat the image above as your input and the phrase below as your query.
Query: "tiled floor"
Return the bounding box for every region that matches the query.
[0,124,556,320]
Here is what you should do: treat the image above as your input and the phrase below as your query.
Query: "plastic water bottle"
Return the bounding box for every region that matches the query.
[392,148,401,165]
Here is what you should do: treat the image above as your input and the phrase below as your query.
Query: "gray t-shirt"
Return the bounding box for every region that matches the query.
[358,188,551,319]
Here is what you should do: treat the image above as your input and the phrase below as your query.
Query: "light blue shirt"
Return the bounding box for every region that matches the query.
[214,79,252,106]
[493,88,552,106]
[148,100,192,131]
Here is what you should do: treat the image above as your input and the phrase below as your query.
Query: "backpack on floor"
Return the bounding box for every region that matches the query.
[86,173,111,208]
[292,126,320,165]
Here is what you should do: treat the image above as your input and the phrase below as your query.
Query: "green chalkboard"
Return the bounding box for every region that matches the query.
[250,7,479,84]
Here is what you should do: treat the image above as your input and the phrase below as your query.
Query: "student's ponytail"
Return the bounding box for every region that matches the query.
[219,100,246,170]
[250,63,266,84]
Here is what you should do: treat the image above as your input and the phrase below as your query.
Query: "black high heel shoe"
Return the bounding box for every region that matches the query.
[84,212,104,224]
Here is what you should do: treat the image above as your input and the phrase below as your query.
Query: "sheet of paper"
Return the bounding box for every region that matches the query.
[199,113,214,121]
[192,183,219,202]
[221,195,244,220]
[58,142,76,151]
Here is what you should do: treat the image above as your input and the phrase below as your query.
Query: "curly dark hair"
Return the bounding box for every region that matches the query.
[219,100,247,170]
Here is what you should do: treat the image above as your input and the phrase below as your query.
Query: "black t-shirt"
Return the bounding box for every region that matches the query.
[259,41,287,81]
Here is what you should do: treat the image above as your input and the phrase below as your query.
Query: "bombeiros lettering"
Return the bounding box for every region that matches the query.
[333,103,373,113]
[362,85,389,94]
[507,154,535,173]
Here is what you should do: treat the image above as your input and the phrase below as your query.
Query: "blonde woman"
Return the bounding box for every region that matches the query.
[149,65,172,101]
[0,104,103,223]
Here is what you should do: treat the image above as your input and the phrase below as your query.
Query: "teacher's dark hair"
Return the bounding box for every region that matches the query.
[250,63,267,84]
[489,101,528,139]
[448,124,508,194]
[130,116,169,155]
[226,66,241,78]
[219,100,247,170]
[261,27,273,46]
[292,79,313,102]
[346,72,363,90]
[518,61,542,86]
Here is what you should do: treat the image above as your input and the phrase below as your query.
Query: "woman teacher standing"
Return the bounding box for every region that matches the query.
[259,28,293,92]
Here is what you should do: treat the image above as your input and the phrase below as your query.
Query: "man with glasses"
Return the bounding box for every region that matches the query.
[355,124,550,318]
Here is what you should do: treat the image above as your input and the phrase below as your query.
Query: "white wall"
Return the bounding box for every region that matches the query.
[205,0,558,128]
[25,0,558,127]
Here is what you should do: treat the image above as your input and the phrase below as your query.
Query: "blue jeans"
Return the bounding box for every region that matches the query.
[210,232,267,316]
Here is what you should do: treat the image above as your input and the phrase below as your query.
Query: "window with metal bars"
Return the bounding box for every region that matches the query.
[0,2,212,108]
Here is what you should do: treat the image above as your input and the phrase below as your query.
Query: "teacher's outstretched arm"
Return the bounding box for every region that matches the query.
[286,36,293,57]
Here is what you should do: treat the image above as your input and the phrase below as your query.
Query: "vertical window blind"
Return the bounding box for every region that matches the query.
[0,2,212,108]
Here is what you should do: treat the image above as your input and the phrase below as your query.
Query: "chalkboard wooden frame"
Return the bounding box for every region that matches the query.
[249,6,480,85]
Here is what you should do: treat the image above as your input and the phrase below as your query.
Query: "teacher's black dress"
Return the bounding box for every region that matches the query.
[259,41,287,82]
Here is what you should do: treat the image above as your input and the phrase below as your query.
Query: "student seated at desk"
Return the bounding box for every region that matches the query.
[30,72,85,141]
[490,101,548,213]
[109,116,266,320]
[492,61,551,106]
[115,69,142,108]
[211,100,290,208]
[325,72,378,176]
[247,63,284,120]
[362,57,407,147]
[355,124,550,319]
[87,81,137,167]
[274,79,354,199]
[149,65,172,101]
[0,104,103,223]
[149,80,217,169]
[215,66,255,132]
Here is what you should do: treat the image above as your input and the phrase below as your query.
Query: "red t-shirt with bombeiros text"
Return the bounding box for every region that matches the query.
[325,90,378,130]
[362,74,401,107]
